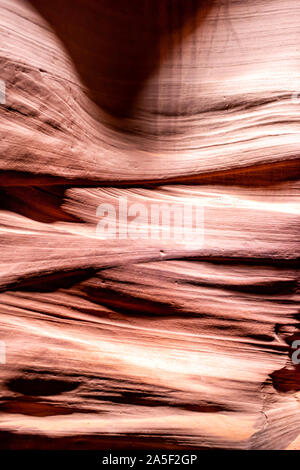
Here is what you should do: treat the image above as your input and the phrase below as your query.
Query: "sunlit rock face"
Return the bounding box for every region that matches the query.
[0,0,299,450]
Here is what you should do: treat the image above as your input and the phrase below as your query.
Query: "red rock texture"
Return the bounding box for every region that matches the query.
[0,0,299,450]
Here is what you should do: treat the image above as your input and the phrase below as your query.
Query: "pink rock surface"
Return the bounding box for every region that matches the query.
[0,0,299,450]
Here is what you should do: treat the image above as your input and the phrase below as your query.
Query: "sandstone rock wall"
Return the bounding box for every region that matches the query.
[0,0,299,449]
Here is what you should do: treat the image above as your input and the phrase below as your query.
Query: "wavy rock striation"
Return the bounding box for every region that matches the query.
[0,0,299,450]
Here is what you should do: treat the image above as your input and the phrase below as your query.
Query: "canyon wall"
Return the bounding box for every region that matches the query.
[0,0,299,449]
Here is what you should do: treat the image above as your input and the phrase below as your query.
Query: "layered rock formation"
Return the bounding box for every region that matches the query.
[0,0,299,449]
